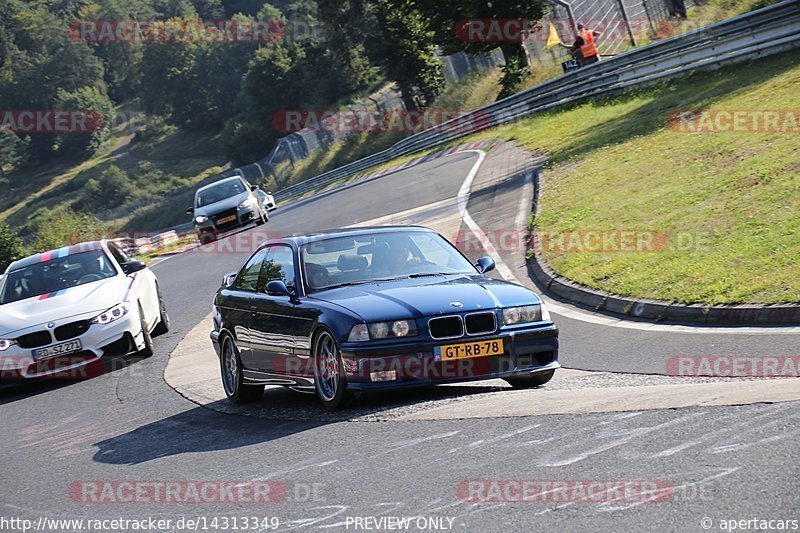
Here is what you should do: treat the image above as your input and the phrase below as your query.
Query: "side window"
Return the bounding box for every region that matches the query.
[107,243,129,266]
[260,246,296,292]
[235,248,268,292]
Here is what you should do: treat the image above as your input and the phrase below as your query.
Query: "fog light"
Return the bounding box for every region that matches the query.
[370,370,397,382]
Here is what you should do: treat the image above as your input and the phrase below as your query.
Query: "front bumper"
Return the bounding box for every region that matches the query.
[339,325,559,391]
[0,312,144,379]
[196,207,259,236]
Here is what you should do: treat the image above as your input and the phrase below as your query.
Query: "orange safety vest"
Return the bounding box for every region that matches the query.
[580,29,599,58]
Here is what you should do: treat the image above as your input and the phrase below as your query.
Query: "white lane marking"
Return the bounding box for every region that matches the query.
[253,459,338,481]
[599,467,740,512]
[456,150,800,335]
[370,431,460,458]
[534,411,708,467]
[447,424,539,453]
[623,405,791,459]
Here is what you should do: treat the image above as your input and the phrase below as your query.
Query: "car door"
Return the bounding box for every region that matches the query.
[226,247,269,370]
[248,245,303,375]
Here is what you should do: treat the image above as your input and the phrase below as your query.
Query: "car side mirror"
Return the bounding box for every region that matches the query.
[186,206,194,215]
[265,279,292,297]
[223,271,237,286]
[476,256,495,274]
[122,260,147,275]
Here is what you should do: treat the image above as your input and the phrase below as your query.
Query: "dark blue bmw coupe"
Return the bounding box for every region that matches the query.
[210,226,559,409]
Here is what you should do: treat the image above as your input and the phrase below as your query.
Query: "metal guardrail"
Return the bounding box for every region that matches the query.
[272,0,800,202]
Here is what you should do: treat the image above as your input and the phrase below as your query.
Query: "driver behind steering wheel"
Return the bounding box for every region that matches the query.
[75,254,102,284]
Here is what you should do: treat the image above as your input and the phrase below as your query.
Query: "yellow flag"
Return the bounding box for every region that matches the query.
[545,22,561,49]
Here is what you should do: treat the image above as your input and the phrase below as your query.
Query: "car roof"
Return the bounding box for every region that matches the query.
[7,241,105,272]
[267,225,436,248]
[196,176,245,193]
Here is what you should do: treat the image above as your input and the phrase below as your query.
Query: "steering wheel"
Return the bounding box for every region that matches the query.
[78,273,103,284]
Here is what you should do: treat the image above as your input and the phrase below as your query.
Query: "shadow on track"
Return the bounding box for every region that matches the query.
[196,382,510,422]
[91,383,509,465]
[91,404,325,465]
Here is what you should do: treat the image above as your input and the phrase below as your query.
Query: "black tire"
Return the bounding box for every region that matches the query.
[504,369,555,389]
[152,286,170,336]
[136,303,154,358]
[199,232,216,245]
[220,335,264,404]
[312,328,353,410]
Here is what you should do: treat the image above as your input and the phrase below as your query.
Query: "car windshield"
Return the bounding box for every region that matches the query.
[300,231,477,291]
[196,179,246,207]
[0,250,117,305]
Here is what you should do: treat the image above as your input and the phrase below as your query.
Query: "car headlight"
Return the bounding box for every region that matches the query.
[347,320,418,342]
[195,216,208,224]
[541,301,551,321]
[238,199,254,209]
[502,304,543,325]
[91,303,131,325]
[0,339,15,351]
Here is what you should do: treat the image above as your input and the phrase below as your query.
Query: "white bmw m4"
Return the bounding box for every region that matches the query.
[0,240,169,380]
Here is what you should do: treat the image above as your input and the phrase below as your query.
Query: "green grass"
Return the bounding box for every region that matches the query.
[478,50,799,305]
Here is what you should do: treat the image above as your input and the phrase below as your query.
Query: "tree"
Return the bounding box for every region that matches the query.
[139,24,201,123]
[55,87,115,159]
[415,0,547,99]
[315,0,377,95]
[0,0,107,162]
[0,130,28,177]
[0,222,24,272]
[368,0,444,111]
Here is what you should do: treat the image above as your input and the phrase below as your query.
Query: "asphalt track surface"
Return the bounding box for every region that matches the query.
[1,150,798,532]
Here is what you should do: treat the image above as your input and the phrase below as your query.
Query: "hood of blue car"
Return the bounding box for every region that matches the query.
[311,275,541,321]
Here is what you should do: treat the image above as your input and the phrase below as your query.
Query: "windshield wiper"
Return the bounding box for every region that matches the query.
[407,272,458,278]
[320,278,402,290]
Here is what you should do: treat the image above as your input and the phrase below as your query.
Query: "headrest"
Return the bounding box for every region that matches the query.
[337,254,368,272]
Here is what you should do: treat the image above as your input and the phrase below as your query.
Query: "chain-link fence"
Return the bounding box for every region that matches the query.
[526,0,694,64]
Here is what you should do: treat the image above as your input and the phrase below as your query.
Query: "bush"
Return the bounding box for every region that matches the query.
[29,207,106,254]
[0,222,24,272]
[133,115,176,144]
[79,164,135,211]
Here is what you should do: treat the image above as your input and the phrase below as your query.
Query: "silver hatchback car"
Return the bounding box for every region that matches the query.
[187,177,270,244]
